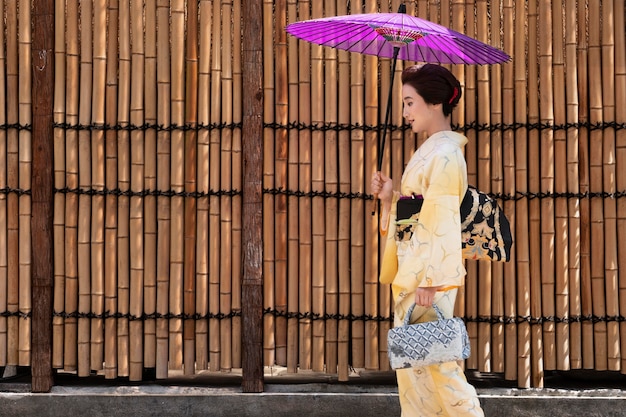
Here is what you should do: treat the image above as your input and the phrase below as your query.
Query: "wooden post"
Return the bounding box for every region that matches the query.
[31,0,55,393]
[242,0,264,393]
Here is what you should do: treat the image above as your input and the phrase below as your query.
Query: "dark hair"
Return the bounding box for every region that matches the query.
[400,64,462,116]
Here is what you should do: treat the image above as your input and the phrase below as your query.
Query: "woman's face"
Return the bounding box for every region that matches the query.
[402,83,433,133]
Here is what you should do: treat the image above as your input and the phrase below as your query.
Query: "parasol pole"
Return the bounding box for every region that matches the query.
[371,46,399,217]
[371,46,399,218]
[377,46,400,172]
[376,3,406,172]
[373,3,405,215]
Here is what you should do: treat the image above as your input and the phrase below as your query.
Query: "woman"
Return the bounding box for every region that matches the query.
[371,64,484,417]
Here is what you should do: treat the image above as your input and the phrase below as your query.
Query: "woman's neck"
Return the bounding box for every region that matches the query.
[427,117,452,137]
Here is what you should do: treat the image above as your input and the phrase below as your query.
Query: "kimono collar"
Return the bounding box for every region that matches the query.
[426,130,468,147]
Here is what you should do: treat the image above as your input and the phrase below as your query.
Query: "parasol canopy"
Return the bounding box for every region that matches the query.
[285,11,511,65]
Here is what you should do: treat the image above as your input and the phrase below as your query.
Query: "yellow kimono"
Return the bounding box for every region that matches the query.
[380,131,484,417]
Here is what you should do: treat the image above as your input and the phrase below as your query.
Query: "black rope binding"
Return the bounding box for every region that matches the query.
[264,120,626,133]
[4,119,624,134]
[54,187,241,198]
[1,310,613,325]
[52,122,242,132]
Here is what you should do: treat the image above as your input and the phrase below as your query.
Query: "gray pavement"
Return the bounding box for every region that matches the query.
[1,368,625,416]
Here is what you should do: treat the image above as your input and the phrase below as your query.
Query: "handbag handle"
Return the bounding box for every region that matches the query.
[404,303,446,326]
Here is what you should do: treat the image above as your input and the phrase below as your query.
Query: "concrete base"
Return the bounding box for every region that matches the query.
[1,369,626,416]
[2,384,626,417]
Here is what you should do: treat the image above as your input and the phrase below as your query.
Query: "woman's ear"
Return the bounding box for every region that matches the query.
[430,102,443,113]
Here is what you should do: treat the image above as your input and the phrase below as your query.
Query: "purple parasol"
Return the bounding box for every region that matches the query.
[285,10,511,65]
[285,5,510,171]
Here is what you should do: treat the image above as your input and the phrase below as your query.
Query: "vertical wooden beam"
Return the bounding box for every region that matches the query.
[31,0,55,392]
[241,0,264,393]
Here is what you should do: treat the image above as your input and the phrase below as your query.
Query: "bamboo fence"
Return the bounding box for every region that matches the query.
[1,0,625,389]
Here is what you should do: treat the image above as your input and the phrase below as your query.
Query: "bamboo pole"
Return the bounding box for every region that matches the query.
[104,0,119,379]
[488,0,505,374]
[462,0,478,371]
[551,0,570,372]
[169,0,185,372]
[286,0,300,374]
[143,0,158,373]
[417,1,428,21]
[261,0,276,370]
[310,0,326,373]
[231,0,243,369]
[502,0,518,382]
[565,0,582,371]
[349,0,365,370]
[297,0,312,372]
[128,0,146,381]
[155,0,172,379]
[17,0,32,368]
[539,0,556,373]
[322,0,338,375]
[514,0,531,388]
[588,0,607,371]
[90,0,107,374]
[219,0,233,372]
[3,0,14,366]
[52,0,67,370]
[577,0,593,370]
[360,0,376,369]
[116,0,131,378]
[614,0,626,374]
[601,0,619,371]
[528,0,545,387]
[274,0,289,367]
[208,0,222,372]
[336,0,350,382]
[62,0,79,373]
[195,0,212,371]
[76,0,93,377]
[182,0,198,377]
[552,2,570,370]
[475,0,493,373]
[433,0,444,24]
